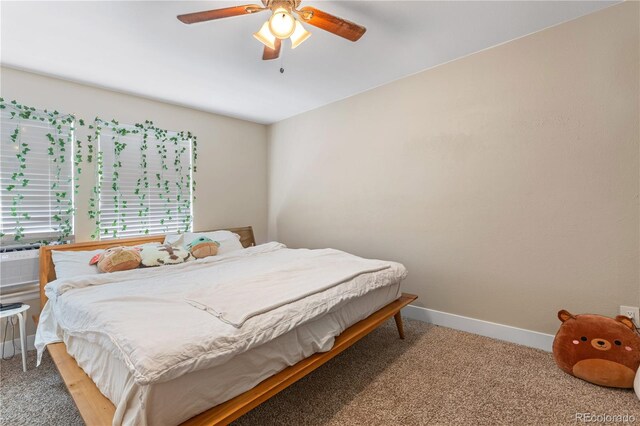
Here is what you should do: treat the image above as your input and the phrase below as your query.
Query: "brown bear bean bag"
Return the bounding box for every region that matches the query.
[553,310,640,388]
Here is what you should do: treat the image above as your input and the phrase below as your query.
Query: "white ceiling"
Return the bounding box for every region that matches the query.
[1,1,618,124]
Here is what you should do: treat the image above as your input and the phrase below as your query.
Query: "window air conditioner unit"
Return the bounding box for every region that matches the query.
[0,246,40,296]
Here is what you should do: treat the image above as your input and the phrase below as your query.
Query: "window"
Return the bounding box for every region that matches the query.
[0,108,74,244]
[97,123,193,239]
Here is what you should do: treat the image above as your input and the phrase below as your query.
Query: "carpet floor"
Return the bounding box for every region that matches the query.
[1,319,638,425]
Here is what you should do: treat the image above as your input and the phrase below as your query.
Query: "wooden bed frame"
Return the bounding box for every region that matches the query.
[38,226,417,426]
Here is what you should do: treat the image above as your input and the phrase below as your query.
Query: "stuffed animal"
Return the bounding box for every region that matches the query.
[93,246,142,273]
[139,243,191,267]
[186,236,220,259]
[553,310,640,388]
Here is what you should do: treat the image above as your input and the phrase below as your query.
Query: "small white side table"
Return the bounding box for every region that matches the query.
[0,304,30,372]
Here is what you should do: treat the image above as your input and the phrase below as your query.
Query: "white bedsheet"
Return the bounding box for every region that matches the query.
[65,283,402,426]
[184,247,391,327]
[36,243,408,387]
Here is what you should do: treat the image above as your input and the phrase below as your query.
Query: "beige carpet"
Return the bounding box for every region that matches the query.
[1,319,638,425]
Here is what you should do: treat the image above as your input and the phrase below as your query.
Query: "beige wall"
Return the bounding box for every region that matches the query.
[268,2,640,335]
[1,67,268,333]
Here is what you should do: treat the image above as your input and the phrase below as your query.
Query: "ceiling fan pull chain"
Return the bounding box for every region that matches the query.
[279,44,286,74]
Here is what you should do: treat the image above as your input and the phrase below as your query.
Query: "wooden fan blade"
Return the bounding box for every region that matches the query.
[177,5,264,24]
[263,38,282,60]
[296,6,366,42]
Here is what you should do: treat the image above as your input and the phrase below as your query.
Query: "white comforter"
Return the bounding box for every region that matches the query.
[36,242,407,386]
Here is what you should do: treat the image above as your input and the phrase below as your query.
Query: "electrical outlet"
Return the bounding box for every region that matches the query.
[619,305,640,326]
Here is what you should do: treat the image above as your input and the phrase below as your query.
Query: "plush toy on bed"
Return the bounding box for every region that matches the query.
[186,236,220,259]
[92,246,142,273]
[139,243,192,267]
[553,310,640,388]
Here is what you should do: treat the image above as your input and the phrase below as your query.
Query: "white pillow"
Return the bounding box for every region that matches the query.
[163,233,185,246]
[184,231,244,255]
[52,249,103,279]
[164,231,236,247]
[182,230,238,245]
[216,238,244,255]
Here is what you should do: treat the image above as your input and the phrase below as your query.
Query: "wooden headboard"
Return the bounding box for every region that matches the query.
[39,226,256,306]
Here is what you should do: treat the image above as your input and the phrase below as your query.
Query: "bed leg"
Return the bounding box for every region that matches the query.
[394,311,405,339]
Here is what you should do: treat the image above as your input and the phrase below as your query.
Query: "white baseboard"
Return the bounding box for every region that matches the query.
[402,305,554,352]
[1,333,35,356]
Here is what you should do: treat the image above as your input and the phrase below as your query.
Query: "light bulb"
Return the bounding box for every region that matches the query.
[268,7,296,39]
[290,21,311,49]
[253,21,276,50]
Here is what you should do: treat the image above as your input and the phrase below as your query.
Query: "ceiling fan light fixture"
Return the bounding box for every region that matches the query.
[253,21,276,50]
[177,2,367,61]
[290,21,311,49]
[268,7,296,39]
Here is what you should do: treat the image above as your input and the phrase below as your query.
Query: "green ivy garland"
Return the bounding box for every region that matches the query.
[134,122,150,233]
[0,99,198,243]
[74,119,85,195]
[87,119,103,240]
[87,118,197,240]
[0,98,81,242]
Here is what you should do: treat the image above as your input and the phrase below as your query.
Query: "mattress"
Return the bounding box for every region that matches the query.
[40,243,407,386]
[63,282,401,426]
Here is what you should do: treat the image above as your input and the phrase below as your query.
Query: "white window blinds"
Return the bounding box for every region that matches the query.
[97,124,193,239]
[0,108,74,244]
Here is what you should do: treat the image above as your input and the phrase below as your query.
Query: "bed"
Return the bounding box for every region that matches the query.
[36,226,416,425]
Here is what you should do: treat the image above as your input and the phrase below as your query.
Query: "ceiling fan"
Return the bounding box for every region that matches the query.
[177,0,366,60]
